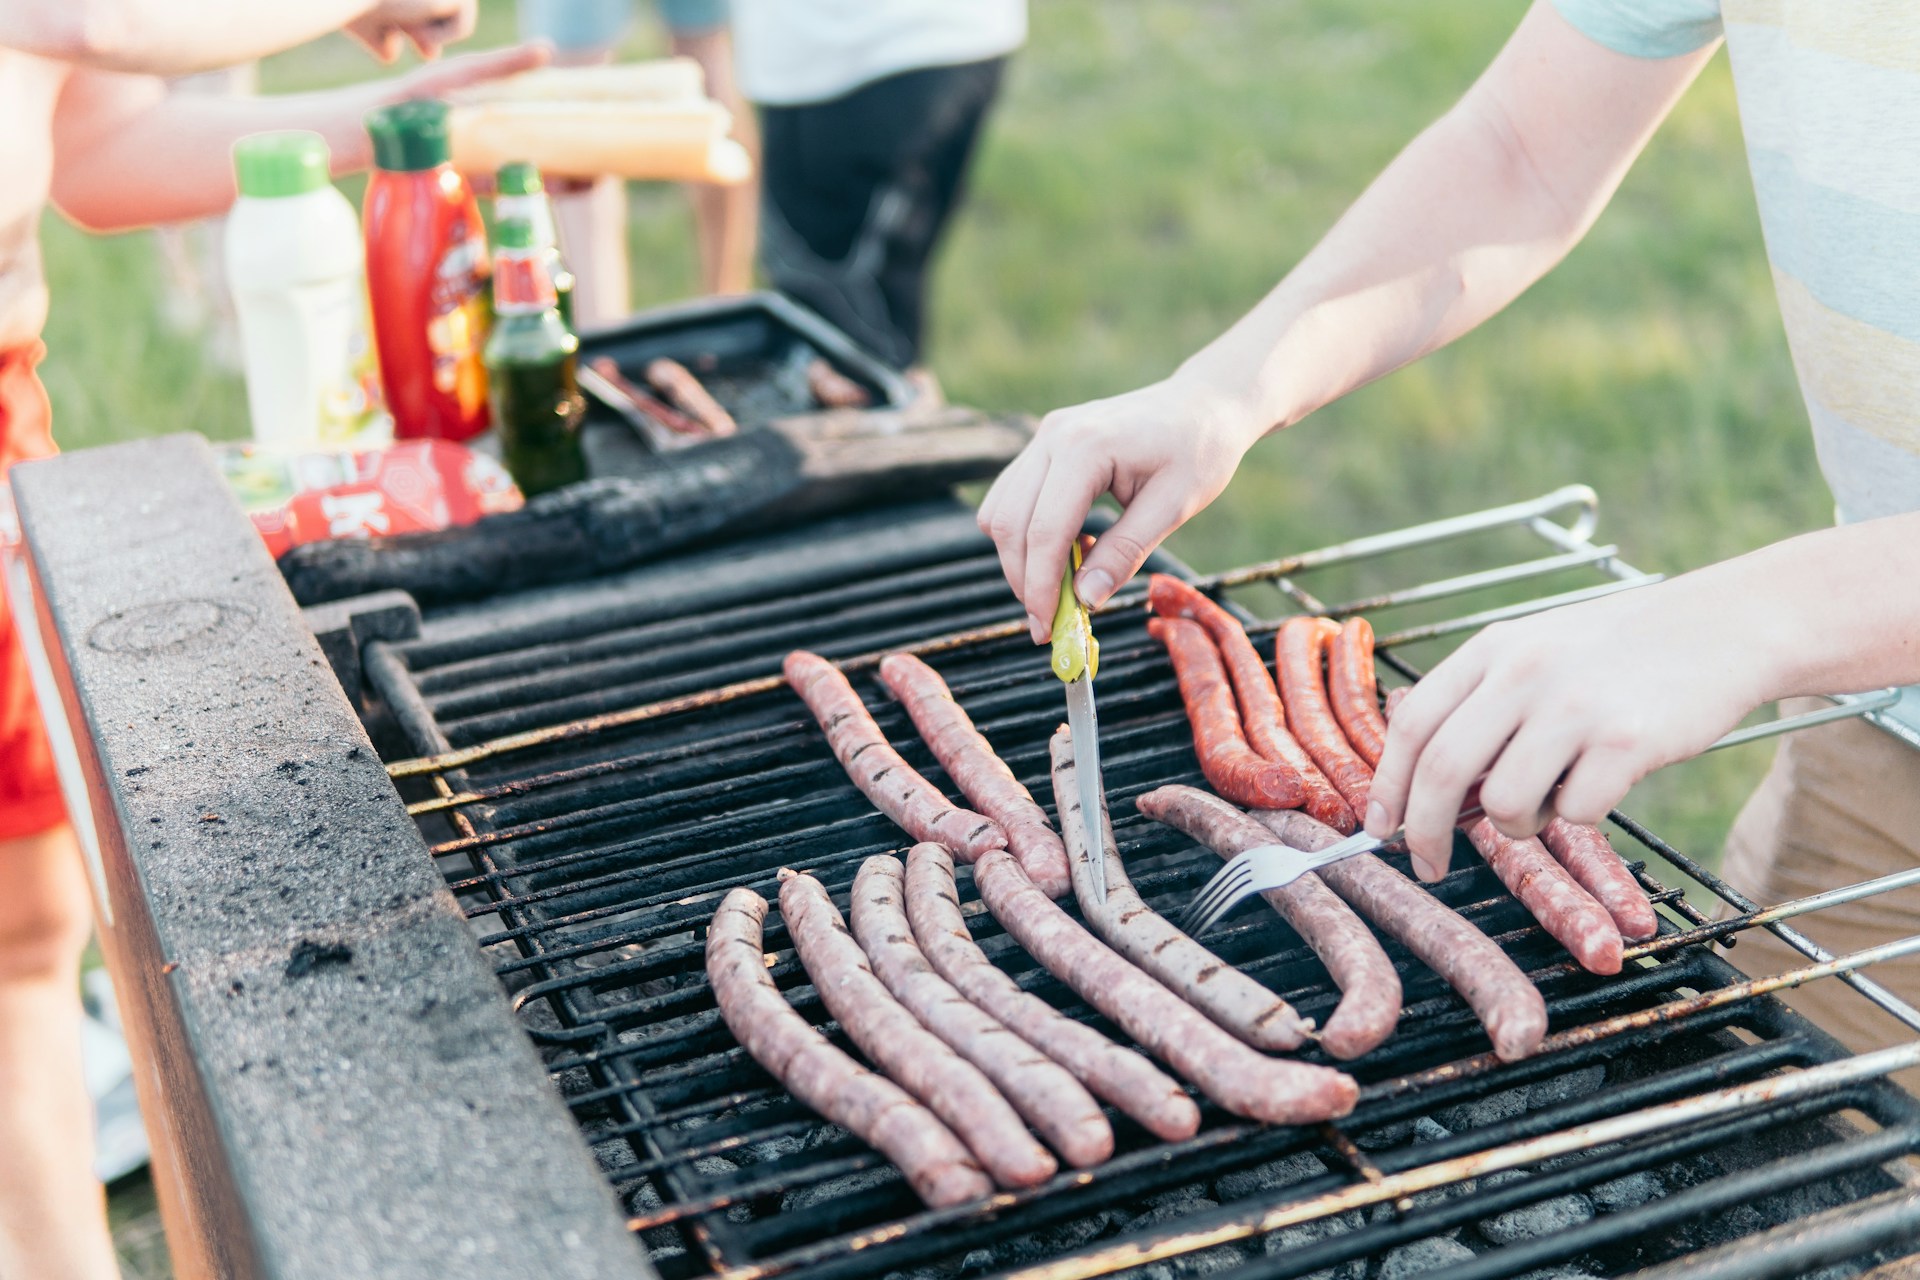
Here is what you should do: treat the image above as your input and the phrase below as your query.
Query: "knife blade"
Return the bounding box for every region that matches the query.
[1050,543,1107,902]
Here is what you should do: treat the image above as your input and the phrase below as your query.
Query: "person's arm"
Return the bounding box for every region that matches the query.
[978,1,1718,642]
[1366,512,1920,877]
[0,0,475,75]
[47,43,548,232]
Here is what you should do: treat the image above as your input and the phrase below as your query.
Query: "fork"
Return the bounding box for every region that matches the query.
[1177,801,1486,937]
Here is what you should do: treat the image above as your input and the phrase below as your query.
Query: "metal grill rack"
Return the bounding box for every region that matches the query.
[363,488,1920,1280]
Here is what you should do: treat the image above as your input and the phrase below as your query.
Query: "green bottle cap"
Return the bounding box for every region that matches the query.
[365,99,452,172]
[496,161,545,196]
[232,130,331,199]
[494,216,537,250]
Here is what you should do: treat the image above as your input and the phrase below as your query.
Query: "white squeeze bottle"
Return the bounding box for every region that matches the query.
[226,130,388,447]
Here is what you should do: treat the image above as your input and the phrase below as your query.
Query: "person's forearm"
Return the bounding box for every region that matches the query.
[0,0,375,74]
[1180,97,1584,438]
[52,85,382,231]
[1722,513,1920,700]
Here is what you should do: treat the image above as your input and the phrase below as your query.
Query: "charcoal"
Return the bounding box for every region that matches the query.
[1527,1064,1606,1109]
[1258,1208,1366,1280]
[1128,1197,1251,1278]
[959,1249,997,1275]
[1378,1236,1476,1278]
[1215,1151,1329,1202]
[1438,1087,1529,1132]
[1588,1171,1663,1213]
[782,1166,896,1212]
[1511,1269,1596,1279]
[1353,1119,1415,1150]
[1479,1193,1594,1244]
[995,1211,1114,1264]
[805,1123,852,1150]
[746,1134,806,1164]
[1411,1116,1452,1144]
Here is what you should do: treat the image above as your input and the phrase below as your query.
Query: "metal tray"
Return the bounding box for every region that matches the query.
[576,292,915,467]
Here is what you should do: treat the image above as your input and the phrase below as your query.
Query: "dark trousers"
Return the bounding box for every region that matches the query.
[758,57,1007,369]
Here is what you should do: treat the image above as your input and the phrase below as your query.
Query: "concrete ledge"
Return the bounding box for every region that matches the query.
[11,434,648,1280]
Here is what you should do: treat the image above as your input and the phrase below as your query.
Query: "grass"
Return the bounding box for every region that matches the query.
[39,7,1821,1266]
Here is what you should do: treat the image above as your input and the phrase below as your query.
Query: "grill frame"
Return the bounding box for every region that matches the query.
[362,490,1920,1280]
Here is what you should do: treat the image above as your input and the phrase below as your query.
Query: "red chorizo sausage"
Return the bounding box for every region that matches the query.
[850,855,1112,1167]
[1328,617,1388,768]
[784,651,1007,859]
[777,870,1056,1188]
[1274,617,1376,817]
[1050,726,1313,1052]
[1148,616,1308,811]
[903,843,1201,1142]
[645,356,738,436]
[972,847,1359,1125]
[877,653,1071,898]
[1147,576,1355,833]
[1463,818,1623,976]
[807,358,872,409]
[1250,809,1548,1061]
[705,887,991,1206]
[1540,818,1658,942]
[1134,785,1401,1059]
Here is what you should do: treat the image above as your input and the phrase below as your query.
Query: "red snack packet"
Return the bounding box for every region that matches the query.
[219,440,522,559]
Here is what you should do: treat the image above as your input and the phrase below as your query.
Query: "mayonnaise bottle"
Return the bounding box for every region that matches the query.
[226,130,388,448]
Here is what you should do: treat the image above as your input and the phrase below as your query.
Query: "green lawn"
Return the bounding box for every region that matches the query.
[41,2,1812,859]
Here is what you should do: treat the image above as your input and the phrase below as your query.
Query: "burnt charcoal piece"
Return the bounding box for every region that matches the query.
[284,939,353,979]
[278,406,1030,607]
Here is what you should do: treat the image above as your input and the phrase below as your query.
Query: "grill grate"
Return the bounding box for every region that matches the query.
[364,495,1920,1280]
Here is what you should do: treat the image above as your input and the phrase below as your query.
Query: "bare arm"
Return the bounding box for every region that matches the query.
[979,1,1718,636]
[0,0,474,75]
[49,44,548,233]
[1369,511,1920,875]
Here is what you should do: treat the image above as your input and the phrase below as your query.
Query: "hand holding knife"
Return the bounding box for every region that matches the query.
[1051,539,1110,903]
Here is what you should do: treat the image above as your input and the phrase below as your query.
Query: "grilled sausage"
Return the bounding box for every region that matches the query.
[645,357,738,436]
[877,653,1071,898]
[777,870,1056,1188]
[1147,576,1355,833]
[903,843,1201,1142]
[1328,618,1388,769]
[851,856,1112,1167]
[1149,616,1308,811]
[1049,726,1313,1051]
[784,651,1007,859]
[1274,617,1376,817]
[806,358,872,409]
[1250,809,1548,1061]
[972,847,1359,1125]
[1540,818,1658,942]
[1464,818,1623,976]
[1134,786,1401,1059]
[705,887,991,1206]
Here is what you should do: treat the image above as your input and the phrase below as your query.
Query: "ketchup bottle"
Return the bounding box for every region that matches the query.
[363,100,492,441]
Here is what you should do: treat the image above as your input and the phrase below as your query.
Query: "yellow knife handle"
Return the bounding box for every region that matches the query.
[1050,540,1100,682]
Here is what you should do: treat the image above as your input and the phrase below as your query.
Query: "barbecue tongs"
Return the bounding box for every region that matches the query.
[1051,542,1107,903]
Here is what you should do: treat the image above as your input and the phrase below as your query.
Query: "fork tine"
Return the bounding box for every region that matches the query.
[1180,857,1246,923]
[1179,861,1253,934]
[1188,887,1244,937]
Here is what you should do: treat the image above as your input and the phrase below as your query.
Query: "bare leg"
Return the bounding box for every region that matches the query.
[0,824,116,1280]
[554,175,633,325]
[672,27,760,296]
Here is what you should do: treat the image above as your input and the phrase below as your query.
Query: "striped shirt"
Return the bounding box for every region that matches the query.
[1555,0,1920,526]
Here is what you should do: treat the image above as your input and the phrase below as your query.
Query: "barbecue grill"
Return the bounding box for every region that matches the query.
[12,434,1920,1280]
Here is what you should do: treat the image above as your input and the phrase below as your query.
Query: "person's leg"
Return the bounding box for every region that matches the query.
[518,0,635,323]
[667,20,759,296]
[1719,699,1920,1089]
[0,823,115,1280]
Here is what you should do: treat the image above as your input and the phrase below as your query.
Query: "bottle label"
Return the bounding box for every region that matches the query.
[427,213,491,410]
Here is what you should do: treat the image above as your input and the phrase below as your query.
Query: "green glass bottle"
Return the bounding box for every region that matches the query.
[494,161,576,329]
[485,217,584,496]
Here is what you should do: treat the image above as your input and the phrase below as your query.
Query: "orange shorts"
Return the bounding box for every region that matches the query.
[0,341,64,841]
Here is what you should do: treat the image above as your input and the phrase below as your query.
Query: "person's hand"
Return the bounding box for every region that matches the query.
[371,41,551,104]
[1364,577,1777,880]
[347,0,478,63]
[977,375,1265,642]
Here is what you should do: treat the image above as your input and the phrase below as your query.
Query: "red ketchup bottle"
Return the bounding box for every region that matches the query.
[362,99,492,441]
